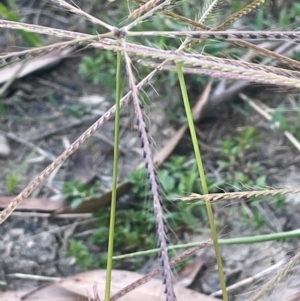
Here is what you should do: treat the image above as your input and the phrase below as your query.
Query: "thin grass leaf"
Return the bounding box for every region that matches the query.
[177,62,228,301]
[113,229,300,259]
[104,50,123,301]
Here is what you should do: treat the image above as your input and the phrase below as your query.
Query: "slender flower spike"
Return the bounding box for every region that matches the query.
[122,40,176,301]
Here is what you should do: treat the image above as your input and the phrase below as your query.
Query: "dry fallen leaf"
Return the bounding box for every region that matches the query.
[153,124,188,167]
[0,278,93,301]
[176,256,206,287]
[0,134,11,157]
[78,95,105,106]
[192,80,213,121]
[0,196,60,211]
[0,269,219,301]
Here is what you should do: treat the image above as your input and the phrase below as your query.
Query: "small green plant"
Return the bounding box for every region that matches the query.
[79,50,116,87]
[218,126,260,162]
[67,239,97,269]
[215,127,275,229]
[239,202,266,230]
[65,103,89,118]
[217,126,261,180]
[68,208,156,270]
[0,2,42,47]
[93,208,155,251]
[128,156,208,230]
[270,102,300,140]
[6,150,35,193]
[129,156,200,198]
[68,156,213,271]
[278,2,300,28]
[6,171,18,194]
[62,180,100,209]
[215,123,288,230]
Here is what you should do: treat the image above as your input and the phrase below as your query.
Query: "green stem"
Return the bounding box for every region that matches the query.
[176,62,228,301]
[104,51,122,301]
[113,228,300,259]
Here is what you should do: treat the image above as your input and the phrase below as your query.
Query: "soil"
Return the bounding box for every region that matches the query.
[0,1,300,300]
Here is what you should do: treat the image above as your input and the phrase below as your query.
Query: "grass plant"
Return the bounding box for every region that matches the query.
[1,0,300,300]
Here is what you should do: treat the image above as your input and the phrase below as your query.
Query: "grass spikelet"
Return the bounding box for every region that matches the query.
[122,39,176,301]
[199,0,223,24]
[181,188,300,203]
[129,0,165,19]
[217,0,268,29]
